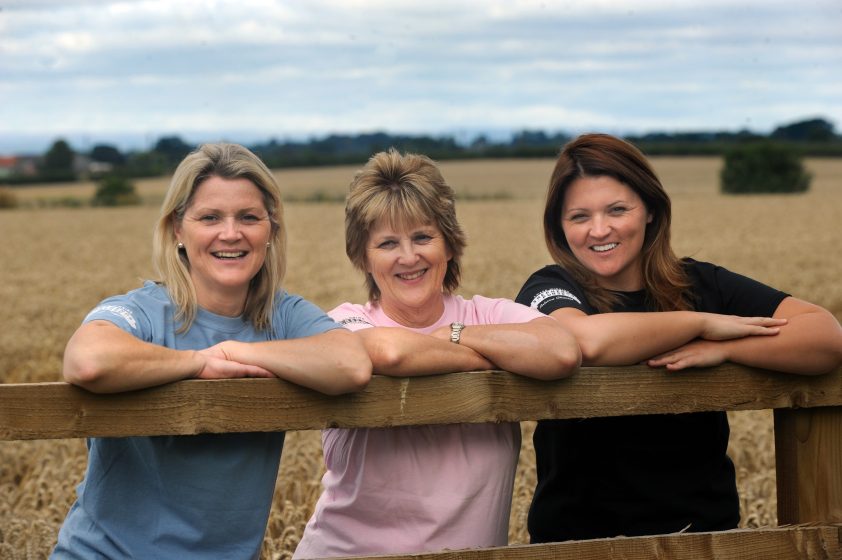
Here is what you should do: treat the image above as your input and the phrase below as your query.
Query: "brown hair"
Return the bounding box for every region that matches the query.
[153,143,286,332]
[344,148,466,302]
[543,133,691,312]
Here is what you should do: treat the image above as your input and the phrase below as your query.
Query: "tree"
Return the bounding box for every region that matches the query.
[772,118,836,142]
[92,175,141,206]
[90,144,126,165]
[41,139,76,181]
[720,142,811,194]
[153,136,192,167]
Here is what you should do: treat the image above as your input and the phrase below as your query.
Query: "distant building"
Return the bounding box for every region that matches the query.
[0,155,39,179]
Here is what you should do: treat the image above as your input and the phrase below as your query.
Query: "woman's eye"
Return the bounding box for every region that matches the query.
[413,234,433,243]
[568,214,587,222]
[609,206,627,214]
[241,214,261,223]
[199,214,218,222]
[377,240,397,249]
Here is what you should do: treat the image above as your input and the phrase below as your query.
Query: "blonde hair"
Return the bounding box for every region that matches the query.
[344,149,466,302]
[543,134,691,312]
[152,143,286,331]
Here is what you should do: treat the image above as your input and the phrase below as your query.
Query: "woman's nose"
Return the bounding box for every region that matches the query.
[218,218,242,240]
[590,215,611,237]
[396,241,419,264]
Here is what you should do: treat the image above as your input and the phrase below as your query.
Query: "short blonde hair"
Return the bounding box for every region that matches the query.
[345,149,466,302]
[152,143,286,331]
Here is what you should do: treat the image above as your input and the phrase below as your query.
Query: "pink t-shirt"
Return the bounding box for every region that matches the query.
[293,295,543,559]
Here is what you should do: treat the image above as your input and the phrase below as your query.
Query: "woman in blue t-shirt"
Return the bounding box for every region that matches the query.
[52,143,371,559]
[516,133,842,543]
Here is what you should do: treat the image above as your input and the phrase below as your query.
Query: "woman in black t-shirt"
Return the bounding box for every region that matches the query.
[516,133,842,543]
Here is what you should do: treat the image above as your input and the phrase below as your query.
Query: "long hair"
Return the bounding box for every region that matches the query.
[345,148,466,302]
[152,143,286,332]
[543,133,691,312]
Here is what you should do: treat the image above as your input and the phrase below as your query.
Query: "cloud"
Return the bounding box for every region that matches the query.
[1,0,841,152]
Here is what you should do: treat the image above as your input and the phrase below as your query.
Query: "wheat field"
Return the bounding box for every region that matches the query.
[1,157,841,559]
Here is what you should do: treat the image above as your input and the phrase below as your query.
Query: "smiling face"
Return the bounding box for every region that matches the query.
[365,219,452,327]
[174,175,272,316]
[561,175,653,292]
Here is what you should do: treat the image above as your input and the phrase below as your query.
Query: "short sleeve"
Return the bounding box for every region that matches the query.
[274,293,342,340]
[685,259,789,317]
[328,302,375,332]
[83,294,153,341]
[516,265,591,315]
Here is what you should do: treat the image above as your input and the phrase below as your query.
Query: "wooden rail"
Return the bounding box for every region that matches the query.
[3,364,841,559]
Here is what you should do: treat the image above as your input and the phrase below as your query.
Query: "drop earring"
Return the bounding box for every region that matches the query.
[177,242,184,249]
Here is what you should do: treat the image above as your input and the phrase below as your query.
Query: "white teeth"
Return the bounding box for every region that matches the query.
[214,251,246,259]
[398,270,425,280]
[592,243,618,252]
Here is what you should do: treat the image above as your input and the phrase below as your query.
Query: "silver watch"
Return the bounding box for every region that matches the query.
[450,322,465,344]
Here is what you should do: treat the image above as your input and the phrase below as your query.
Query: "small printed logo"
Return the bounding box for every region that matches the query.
[338,316,372,328]
[87,305,138,329]
[530,288,581,309]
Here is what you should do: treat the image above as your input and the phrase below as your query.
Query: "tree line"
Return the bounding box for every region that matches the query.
[3,117,840,186]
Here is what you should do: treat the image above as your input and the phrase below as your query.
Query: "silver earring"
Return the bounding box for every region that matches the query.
[177,242,184,249]
[266,242,271,248]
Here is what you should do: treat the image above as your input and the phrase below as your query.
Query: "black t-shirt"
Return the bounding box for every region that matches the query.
[515,258,789,542]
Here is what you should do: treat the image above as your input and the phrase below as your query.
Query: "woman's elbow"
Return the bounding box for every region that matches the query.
[324,341,372,395]
[546,344,582,379]
[62,353,109,392]
[341,353,373,393]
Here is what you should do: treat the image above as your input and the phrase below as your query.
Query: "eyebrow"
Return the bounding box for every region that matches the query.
[565,199,630,213]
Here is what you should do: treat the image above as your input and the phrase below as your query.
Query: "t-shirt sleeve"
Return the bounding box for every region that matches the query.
[515,266,589,315]
[327,302,375,332]
[275,293,343,340]
[687,260,789,317]
[83,294,153,341]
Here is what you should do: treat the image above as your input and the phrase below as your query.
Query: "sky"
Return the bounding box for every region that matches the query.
[1,0,841,154]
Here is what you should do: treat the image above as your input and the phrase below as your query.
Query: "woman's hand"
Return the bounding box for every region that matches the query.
[196,343,275,379]
[698,313,786,341]
[647,340,728,370]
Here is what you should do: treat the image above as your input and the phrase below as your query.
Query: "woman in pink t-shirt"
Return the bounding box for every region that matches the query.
[293,149,581,559]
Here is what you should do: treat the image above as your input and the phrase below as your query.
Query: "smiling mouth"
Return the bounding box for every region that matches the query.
[591,243,618,253]
[396,269,426,280]
[212,251,248,259]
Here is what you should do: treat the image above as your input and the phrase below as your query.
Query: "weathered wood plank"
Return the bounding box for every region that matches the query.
[776,407,842,524]
[335,526,842,560]
[1,365,840,440]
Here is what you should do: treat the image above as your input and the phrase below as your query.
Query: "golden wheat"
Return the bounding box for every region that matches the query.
[1,157,840,558]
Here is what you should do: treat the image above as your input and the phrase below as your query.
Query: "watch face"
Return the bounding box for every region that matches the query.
[450,322,464,343]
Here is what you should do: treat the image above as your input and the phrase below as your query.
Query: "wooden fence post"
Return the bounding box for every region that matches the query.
[775,406,842,525]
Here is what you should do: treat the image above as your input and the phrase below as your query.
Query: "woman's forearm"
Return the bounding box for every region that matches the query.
[357,327,494,376]
[713,300,842,375]
[456,317,581,380]
[63,321,204,393]
[556,310,784,366]
[220,329,372,395]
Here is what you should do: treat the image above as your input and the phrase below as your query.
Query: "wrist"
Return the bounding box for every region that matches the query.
[450,322,465,344]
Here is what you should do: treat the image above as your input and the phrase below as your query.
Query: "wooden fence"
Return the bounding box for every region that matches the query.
[2,364,841,559]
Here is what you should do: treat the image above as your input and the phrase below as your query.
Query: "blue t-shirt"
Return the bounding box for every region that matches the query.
[52,281,340,560]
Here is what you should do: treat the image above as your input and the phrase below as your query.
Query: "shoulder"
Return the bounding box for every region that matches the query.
[327,301,377,331]
[447,294,544,325]
[83,281,170,333]
[516,265,587,314]
[681,258,789,315]
[272,291,342,338]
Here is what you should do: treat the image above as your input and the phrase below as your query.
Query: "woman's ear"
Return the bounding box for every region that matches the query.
[173,219,183,243]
